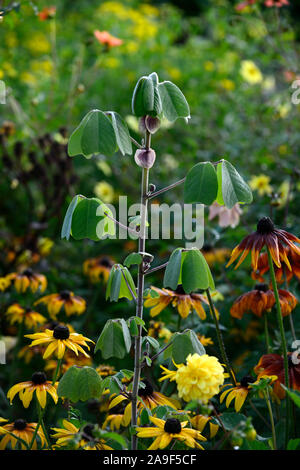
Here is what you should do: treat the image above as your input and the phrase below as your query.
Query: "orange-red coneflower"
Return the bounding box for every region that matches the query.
[254,353,300,399]
[252,247,300,284]
[230,284,297,319]
[227,217,300,271]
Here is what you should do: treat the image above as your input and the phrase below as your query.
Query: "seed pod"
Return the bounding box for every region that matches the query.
[134,148,156,169]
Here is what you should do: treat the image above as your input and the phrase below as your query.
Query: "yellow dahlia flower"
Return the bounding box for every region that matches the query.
[160,354,225,404]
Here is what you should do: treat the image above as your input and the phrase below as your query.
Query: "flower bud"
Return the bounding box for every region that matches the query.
[134,148,156,169]
[139,116,161,134]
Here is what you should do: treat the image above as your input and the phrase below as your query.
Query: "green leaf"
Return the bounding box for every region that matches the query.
[281,385,300,408]
[287,439,300,450]
[182,248,214,293]
[163,248,182,290]
[95,319,132,359]
[61,195,81,240]
[184,162,218,205]
[132,75,157,117]
[57,366,102,402]
[124,252,143,268]
[219,159,253,209]
[216,162,224,205]
[68,110,117,158]
[106,111,132,156]
[171,330,205,363]
[213,412,247,431]
[71,197,115,241]
[68,112,91,157]
[142,336,160,350]
[101,432,127,448]
[158,81,190,122]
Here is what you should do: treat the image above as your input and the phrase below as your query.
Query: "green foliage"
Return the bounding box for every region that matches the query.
[106,264,136,301]
[95,318,132,359]
[132,72,189,122]
[57,366,102,402]
[164,329,205,363]
[217,160,253,209]
[68,110,117,158]
[61,195,115,241]
[184,162,218,205]
[163,247,214,293]
[281,385,300,408]
[124,252,143,268]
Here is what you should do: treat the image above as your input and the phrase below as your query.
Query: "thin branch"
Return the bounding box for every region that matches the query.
[121,270,137,303]
[148,177,186,200]
[130,136,143,149]
[145,261,168,275]
[104,212,140,236]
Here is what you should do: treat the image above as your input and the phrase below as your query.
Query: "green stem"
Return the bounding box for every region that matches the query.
[264,313,271,353]
[266,247,290,446]
[28,403,45,450]
[264,389,277,450]
[131,133,150,450]
[206,289,236,386]
[52,357,63,385]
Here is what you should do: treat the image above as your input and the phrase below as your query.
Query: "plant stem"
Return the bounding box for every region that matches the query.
[52,357,63,385]
[264,313,271,353]
[148,177,186,200]
[131,134,150,450]
[206,289,236,386]
[266,247,290,446]
[28,358,62,450]
[264,389,277,450]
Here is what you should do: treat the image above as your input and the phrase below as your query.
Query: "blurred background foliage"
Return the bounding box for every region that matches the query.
[0,0,300,436]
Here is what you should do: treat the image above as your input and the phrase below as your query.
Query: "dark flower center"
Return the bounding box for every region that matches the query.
[254,283,269,292]
[240,375,255,388]
[175,284,186,295]
[14,419,27,431]
[164,418,181,434]
[59,290,71,300]
[53,324,70,340]
[138,379,154,397]
[31,371,47,385]
[99,257,112,268]
[25,306,32,313]
[256,217,275,235]
[82,424,95,441]
[22,268,33,277]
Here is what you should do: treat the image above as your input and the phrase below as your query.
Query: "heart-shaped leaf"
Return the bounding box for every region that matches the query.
[57,366,102,402]
[158,81,190,122]
[68,109,117,158]
[218,159,253,209]
[184,162,218,205]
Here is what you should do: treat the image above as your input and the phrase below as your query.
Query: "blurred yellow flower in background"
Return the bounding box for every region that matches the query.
[220,79,235,91]
[249,174,272,196]
[26,33,51,54]
[94,181,115,203]
[240,60,263,84]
